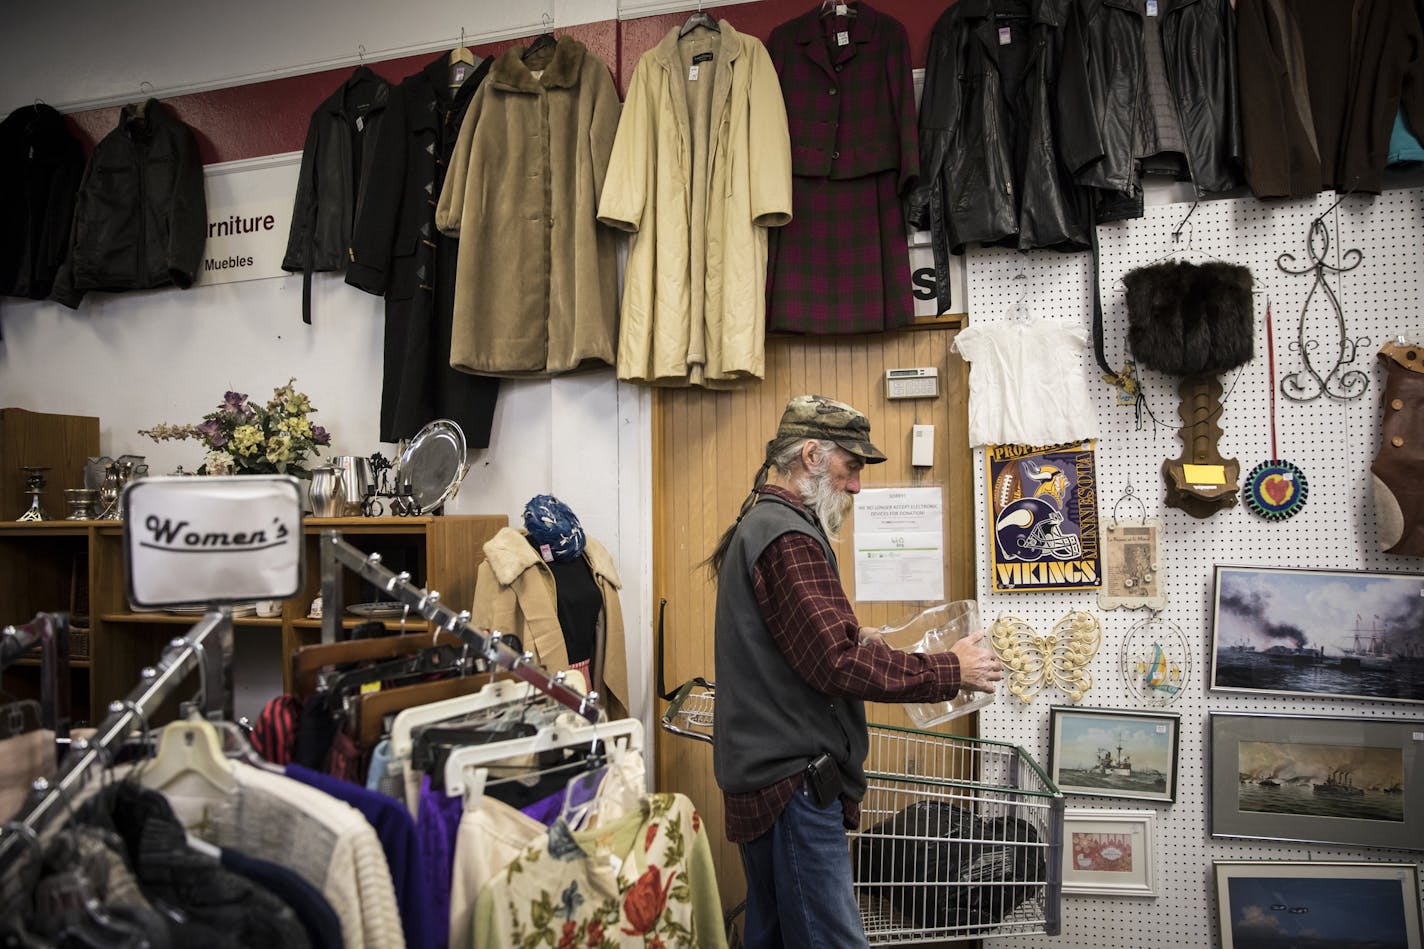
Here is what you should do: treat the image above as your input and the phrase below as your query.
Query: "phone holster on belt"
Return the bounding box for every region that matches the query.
[805,753,843,807]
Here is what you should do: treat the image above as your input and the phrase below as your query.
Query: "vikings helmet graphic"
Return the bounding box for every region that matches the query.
[994,496,1083,561]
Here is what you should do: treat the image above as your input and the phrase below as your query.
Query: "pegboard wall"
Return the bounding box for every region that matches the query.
[966,189,1424,949]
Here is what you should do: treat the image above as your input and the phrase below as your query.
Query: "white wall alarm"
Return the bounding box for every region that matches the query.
[885,367,939,400]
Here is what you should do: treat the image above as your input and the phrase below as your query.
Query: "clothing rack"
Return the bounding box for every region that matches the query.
[320,531,601,724]
[1,612,71,737]
[0,610,232,871]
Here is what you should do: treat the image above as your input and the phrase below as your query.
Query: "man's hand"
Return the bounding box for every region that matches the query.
[948,630,1003,693]
[858,626,886,647]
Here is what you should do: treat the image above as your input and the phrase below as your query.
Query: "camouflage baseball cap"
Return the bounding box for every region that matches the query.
[776,394,887,463]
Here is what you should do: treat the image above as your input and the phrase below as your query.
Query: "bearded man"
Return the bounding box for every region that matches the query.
[709,394,1003,949]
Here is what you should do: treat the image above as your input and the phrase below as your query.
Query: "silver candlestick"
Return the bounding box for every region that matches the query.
[17,466,51,521]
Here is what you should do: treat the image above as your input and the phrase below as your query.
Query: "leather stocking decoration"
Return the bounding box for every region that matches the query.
[1372,342,1424,555]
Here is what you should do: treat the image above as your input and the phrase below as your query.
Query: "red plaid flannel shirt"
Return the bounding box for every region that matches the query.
[723,487,962,843]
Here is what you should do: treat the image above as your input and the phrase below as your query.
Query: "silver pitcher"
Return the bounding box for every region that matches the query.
[308,466,344,518]
[331,456,373,516]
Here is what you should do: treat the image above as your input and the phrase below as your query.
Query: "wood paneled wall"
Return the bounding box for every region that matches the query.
[652,327,976,910]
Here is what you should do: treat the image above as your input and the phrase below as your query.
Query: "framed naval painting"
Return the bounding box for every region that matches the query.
[1048,706,1179,803]
[1209,713,1424,851]
[1210,565,1424,704]
[988,441,1101,592]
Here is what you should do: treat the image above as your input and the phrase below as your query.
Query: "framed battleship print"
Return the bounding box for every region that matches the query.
[1048,707,1180,803]
[1209,713,1424,851]
[1215,861,1422,949]
[1210,565,1424,704]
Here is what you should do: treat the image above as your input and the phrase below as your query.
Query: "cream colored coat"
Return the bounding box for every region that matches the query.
[598,22,792,387]
[471,527,629,720]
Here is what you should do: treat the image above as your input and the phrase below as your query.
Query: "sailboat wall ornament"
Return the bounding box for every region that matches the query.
[1119,613,1190,707]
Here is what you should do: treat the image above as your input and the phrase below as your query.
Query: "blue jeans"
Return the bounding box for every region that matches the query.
[738,783,869,948]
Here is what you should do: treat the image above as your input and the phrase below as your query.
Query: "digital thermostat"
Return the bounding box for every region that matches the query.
[885,367,939,400]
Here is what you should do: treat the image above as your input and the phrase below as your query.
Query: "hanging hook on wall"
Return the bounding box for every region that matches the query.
[1171,197,1199,247]
[357,44,367,64]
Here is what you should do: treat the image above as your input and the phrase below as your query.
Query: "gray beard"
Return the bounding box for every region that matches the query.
[798,468,853,542]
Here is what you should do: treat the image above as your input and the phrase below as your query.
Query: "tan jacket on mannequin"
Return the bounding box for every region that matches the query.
[471,526,629,720]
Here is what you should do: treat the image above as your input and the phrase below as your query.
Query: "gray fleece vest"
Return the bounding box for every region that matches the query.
[712,494,869,800]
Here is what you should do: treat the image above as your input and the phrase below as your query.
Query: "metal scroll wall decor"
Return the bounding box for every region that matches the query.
[1275,196,1370,402]
[989,610,1102,703]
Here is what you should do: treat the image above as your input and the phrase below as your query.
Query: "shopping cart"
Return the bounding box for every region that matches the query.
[662,679,1063,945]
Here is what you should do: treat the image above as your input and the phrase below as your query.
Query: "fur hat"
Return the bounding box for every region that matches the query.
[1122,260,1255,376]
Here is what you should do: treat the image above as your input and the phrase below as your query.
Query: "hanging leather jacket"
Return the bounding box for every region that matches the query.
[282,66,393,324]
[910,0,1090,312]
[49,99,206,310]
[1058,0,1242,205]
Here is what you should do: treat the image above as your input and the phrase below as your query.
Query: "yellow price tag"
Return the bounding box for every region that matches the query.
[1182,464,1226,485]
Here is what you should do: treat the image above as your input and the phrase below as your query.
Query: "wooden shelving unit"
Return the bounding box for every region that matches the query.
[1,514,507,724]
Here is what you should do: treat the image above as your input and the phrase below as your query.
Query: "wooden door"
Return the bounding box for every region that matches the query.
[651,327,976,910]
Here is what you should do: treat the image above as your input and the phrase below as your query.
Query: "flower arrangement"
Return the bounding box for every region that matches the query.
[140,378,332,477]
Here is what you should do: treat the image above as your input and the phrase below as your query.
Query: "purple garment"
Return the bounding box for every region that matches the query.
[520,773,601,827]
[417,774,466,949]
[286,764,434,949]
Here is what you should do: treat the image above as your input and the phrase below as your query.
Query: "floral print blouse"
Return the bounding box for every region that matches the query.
[471,792,725,948]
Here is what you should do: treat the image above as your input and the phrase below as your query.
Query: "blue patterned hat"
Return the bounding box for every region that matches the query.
[522,494,586,563]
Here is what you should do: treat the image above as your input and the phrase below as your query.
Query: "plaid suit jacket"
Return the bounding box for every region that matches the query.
[768,2,918,192]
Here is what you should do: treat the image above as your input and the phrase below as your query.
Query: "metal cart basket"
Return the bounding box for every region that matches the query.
[663,680,1064,945]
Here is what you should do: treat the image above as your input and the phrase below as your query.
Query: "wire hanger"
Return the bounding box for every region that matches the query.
[821,0,859,16]
[681,0,719,36]
[1003,268,1031,322]
[524,14,557,61]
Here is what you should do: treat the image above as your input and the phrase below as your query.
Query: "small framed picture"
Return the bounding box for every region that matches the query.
[1209,712,1424,851]
[1062,809,1155,897]
[1048,706,1180,803]
[1215,861,1423,949]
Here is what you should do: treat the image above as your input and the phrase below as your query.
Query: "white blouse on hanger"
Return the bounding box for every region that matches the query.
[954,319,1101,448]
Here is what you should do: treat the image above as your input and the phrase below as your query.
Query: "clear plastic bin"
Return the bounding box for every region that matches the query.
[880,600,997,727]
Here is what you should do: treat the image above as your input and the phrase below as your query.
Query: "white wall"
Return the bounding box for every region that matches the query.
[0,0,654,734]
[0,0,620,114]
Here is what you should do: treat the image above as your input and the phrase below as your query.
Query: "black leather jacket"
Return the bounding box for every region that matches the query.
[1058,0,1241,199]
[49,99,206,309]
[283,66,391,323]
[911,0,1090,311]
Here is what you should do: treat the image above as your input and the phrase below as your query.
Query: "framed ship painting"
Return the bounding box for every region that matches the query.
[1048,707,1180,803]
[1210,565,1424,703]
[1215,861,1422,949]
[1209,713,1424,851]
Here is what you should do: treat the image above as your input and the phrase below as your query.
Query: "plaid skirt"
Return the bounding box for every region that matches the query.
[767,168,914,335]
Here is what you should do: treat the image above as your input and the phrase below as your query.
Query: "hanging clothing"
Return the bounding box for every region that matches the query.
[472,527,630,720]
[953,320,1101,448]
[220,847,345,949]
[49,99,207,310]
[912,0,1091,311]
[1236,0,1424,197]
[346,53,500,447]
[287,763,433,949]
[600,21,792,386]
[1057,0,1242,211]
[0,728,54,823]
[471,793,726,949]
[766,3,919,334]
[436,37,620,377]
[156,762,406,949]
[78,783,313,949]
[283,67,393,324]
[0,104,84,302]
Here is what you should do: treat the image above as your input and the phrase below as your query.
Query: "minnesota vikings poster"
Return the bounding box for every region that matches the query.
[989,441,1101,592]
